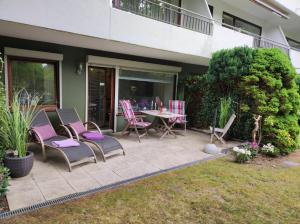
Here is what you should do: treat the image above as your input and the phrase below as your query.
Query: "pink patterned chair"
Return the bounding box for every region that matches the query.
[119,100,152,142]
[169,100,187,134]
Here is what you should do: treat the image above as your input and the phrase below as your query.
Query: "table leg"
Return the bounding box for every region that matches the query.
[159,118,177,139]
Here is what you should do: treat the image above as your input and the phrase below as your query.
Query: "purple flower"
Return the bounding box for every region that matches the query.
[251,141,258,149]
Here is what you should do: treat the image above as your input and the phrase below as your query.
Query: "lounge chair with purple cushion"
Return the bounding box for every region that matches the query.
[119,99,152,143]
[56,108,125,161]
[30,110,97,172]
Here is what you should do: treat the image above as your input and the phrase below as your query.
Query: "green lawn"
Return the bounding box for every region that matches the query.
[4,156,300,224]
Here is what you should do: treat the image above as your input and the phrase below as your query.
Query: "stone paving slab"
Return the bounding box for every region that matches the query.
[6,130,238,210]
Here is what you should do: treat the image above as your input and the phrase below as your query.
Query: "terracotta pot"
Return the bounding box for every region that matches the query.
[4,151,34,178]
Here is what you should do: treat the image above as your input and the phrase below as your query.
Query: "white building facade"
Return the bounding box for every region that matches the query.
[0,0,299,131]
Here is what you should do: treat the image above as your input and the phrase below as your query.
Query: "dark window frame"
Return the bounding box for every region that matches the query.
[7,56,60,111]
[208,5,214,17]
[222,11,262,36]
[286,37,300,50]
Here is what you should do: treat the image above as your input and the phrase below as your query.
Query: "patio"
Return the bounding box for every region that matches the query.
[6,130,238,211]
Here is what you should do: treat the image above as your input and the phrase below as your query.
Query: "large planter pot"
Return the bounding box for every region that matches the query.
[4,151,34,178]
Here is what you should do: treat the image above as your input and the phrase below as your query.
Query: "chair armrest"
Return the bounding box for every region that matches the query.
[136,115,146,122]
[65,124,80,141]
[59,125,73,139]
[29,129,45,146]
[83,121,102,134]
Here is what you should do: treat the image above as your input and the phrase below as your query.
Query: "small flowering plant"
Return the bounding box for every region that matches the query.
[260,143,279,157]
[232,146,252,163]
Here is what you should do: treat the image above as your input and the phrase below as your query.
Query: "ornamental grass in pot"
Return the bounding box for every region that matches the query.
[0,89,39,178]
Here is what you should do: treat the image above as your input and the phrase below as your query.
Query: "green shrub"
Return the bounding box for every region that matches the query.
[241,48,300,153]
[183,74,212,128]
[185,47,300,153]
[219,97,232,128]
[200,47,255,139]
[0,167,9,196]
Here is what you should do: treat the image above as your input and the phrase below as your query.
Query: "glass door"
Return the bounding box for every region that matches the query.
[88,66,115,130]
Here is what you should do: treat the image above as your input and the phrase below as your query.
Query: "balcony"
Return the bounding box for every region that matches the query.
[253,36,290,55]
[112,0,213,35]
[219,23,290,55]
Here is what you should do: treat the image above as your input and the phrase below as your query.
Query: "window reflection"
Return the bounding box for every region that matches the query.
[119,69,175,112]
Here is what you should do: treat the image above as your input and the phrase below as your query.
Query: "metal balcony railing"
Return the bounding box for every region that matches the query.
[112,0,214,35]
[113,0,292,55]
[253,37,290,55]
[220,23,290,55]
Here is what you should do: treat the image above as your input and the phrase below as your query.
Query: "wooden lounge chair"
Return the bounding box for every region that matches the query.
[210,114,236,144]
[56,108,125,161]
[30,110,97,172]
[169,100,187,134]
[119,100,151,143]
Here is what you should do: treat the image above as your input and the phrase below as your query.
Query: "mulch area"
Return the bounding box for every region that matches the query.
[0,196,9,212]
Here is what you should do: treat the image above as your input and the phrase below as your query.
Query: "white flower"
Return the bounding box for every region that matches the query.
[233,147,246,154]
[232,147,240,152]
[239,148,246,154]
[262,143,275,153]
[245,150,251,156]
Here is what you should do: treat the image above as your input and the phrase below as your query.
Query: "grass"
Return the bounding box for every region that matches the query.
[3,157,300,224]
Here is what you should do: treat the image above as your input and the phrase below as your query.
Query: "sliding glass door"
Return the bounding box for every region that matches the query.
[88,66,115,130]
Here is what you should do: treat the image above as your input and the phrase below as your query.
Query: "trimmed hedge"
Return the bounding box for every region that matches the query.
[185,47,300,153]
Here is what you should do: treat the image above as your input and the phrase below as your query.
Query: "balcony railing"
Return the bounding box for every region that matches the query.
[112,0,214,35]
[220,23,290,55]
[253,37,290,55]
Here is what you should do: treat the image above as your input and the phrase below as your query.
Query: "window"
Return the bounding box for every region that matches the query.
[208,5,214,17]
[7,57,59,109]
[222,12,262,36]
[118,69,176,112]
[287,37,300,50]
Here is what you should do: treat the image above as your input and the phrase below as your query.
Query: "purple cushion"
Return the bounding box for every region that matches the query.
[52,139,80,148]
[69,121,86,134]
[82,131,104,140]
[32,124,57,141]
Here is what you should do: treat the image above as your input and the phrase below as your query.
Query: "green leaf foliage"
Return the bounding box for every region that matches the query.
[241,48,300,153]
[185,47,300,153]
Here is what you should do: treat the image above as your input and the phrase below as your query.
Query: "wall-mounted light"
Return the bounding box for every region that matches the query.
[76,62,84,76]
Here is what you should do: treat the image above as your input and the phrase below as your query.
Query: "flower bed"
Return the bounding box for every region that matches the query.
[231,143,280,164]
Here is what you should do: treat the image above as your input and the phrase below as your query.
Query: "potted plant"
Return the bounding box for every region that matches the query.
[0,89,39,178]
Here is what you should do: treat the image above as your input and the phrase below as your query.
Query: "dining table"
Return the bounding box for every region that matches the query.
[140,110,185,139]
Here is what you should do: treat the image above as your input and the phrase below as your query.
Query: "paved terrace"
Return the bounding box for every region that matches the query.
[6,130,238,211]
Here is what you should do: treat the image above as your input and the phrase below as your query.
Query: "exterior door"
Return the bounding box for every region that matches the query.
[88,66,115,130]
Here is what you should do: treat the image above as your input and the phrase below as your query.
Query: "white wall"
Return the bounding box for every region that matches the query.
[0,0,286,65]
[207,0,288,45]
[110,8,212,59]
[181,0,211,18]
[212,24,254,52]
[290,49,300,74]
[0,0,215,61]
[0,0,111,39]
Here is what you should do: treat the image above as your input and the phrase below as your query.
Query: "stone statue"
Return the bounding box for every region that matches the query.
[251,115,262,148]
